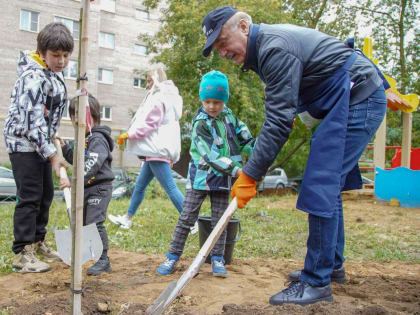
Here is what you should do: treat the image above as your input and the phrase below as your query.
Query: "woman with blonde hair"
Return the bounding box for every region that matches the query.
[109,68,196,232]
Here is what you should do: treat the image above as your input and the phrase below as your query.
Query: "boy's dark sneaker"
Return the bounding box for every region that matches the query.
[269,280,333,306]
[36,240,61,262]
[13,244,51,273]
[86,257,112,276]
[288,266,346,283]
[211,256,227,277]
[157,253,179,275]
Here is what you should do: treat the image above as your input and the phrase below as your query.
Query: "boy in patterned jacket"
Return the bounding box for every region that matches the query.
[3,22,73,273]
[157,70,255,277]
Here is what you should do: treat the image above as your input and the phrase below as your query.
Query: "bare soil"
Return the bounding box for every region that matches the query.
[1,195,419,315]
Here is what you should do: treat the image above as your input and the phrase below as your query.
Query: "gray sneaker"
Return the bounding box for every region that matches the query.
[36,240,61,262]
[13,244,51,273]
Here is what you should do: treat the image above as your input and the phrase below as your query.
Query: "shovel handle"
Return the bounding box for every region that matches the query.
[54,138,72,221]
[59,168,72,221]
[147,198,238,315]
[63,186,72,221]
[54,137,65,159]
[59,167,68,179]
[196,197,238,260]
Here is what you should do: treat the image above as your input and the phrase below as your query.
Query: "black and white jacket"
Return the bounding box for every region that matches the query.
[3,51,67,159]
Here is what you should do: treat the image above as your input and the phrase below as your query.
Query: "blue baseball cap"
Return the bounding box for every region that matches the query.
[199,70,229,103]
[202,6,237,57]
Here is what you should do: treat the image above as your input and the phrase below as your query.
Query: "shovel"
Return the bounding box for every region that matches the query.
[54,139,103,266]
[146,198,238,315]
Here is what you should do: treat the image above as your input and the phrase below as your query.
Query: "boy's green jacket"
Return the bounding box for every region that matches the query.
[187,106,256,191]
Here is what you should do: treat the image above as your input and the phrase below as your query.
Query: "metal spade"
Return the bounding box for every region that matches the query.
[54,139,103,266]
[146,198,238,315]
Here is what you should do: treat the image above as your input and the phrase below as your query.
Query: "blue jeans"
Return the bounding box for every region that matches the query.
[300,87,387,287]
[127,161,184,217]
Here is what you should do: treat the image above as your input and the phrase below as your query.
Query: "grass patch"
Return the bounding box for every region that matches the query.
[1,183,419,276]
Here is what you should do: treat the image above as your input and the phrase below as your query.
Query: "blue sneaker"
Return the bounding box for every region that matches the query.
[157,253,179,275]
[211,256,227,277]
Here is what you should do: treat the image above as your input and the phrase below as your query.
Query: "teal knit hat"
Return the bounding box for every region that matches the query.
[199,70,229,103]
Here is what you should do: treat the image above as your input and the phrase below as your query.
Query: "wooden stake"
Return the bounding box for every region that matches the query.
[71,1,90,314]
[373,115,387,170]
[401,112,412,168]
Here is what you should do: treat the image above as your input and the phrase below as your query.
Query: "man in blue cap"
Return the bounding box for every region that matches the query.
[202,5,388,306]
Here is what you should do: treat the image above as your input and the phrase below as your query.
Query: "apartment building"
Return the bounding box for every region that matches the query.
[0,0,163,168]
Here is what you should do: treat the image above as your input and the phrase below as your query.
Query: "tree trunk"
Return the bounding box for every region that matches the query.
[398,0,407,94]
[310,0,328,28]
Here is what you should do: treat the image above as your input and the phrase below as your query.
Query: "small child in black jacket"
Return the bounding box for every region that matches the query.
[60,94,115,275]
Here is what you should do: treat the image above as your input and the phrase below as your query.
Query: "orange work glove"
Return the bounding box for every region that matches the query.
[118,132,129,146]
[231,172,257,209]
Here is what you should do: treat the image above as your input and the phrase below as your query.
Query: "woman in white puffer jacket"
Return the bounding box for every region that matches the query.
[109,68,196,232]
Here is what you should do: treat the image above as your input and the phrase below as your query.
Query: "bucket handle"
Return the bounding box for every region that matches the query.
[223,221,242,245]
[233,221,242,243]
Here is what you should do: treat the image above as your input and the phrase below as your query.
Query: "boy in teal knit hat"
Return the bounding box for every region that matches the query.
[157,70,255,277]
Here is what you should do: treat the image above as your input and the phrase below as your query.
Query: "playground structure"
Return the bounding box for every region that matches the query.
[391,147,420,170]
[362,38,419,207]
[361,145,420,171]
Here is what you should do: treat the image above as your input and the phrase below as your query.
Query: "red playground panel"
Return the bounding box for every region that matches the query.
[391,147,420,170]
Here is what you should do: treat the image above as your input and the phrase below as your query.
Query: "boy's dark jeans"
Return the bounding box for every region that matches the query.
[84,184,112,255]
[10,152,54,254]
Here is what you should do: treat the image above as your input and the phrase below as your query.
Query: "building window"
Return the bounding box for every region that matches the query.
[135,9,149,20]
[133,77,146,88]
[20,9,39,32]
[99,32,115,49]
[134,44,148,56]
[63,60,78,80]
[98,68,113,84]
[101,0,115,13]
[55,16,80,39]
[101,106,112,121]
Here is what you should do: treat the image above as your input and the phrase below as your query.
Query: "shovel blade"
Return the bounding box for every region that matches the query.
[147,257,205,314]
[55,223,103,266]
[147,198,238,314]
[82,223,103,264]
[55,228,72,265]
[146,280,177,315]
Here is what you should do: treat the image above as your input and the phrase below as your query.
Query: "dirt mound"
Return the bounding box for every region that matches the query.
[1,248,419,314]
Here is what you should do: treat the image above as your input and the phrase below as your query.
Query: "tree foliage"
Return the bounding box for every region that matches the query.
[141,0,419,176]
[347,0,419,148]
